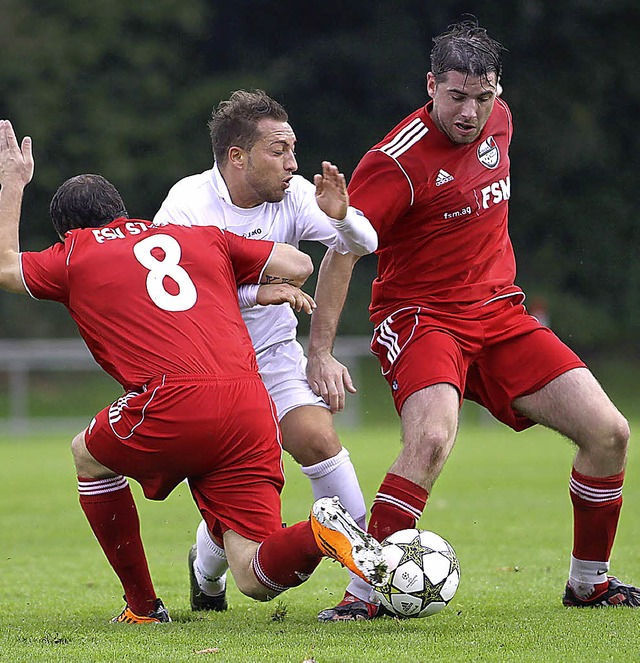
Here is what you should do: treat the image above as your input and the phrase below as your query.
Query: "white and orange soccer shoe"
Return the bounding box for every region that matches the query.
[310,497,389,588]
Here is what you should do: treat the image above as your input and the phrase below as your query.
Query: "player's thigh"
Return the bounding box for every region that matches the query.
[469,322,585,431]
[256,340,328,421]
[372,311,471,415]
[513,367,628,445]
[189,385,285,543]
[84,385,189,498]
[280,405,341,465]
[191,471,283,545]
[401,382,460,445]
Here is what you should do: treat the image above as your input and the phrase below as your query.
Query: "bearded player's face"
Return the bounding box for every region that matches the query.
[244,119,298,204]
[427,70,499,145]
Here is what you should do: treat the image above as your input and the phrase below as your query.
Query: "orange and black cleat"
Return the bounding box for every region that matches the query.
[111,597,171,624]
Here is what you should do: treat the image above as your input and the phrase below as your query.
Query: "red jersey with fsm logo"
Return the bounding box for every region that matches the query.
[348,97,523,325]
[19,218,275,390]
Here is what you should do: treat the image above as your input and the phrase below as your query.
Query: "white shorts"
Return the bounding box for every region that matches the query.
[256,339,329,420]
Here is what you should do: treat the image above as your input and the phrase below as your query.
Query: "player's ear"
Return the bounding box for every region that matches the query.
[426,72,437,99]
[228,147,245,169]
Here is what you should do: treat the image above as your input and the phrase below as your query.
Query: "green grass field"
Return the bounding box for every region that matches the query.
[1,416,640,662]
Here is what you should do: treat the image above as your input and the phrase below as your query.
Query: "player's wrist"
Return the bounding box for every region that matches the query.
[237,284,260,308]
[328,206,350,225]
[307,344,335,360]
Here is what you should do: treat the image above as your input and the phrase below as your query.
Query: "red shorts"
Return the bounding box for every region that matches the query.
[85,374,285,542]
[371,300,585,430]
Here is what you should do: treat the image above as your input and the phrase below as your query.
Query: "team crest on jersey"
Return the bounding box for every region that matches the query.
[477,136,500,169]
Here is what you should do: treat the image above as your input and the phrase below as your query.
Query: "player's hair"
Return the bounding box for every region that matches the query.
[430,18,504,84]
[49,174,129,238]
[208,89,288,165]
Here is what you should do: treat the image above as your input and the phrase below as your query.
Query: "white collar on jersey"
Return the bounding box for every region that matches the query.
[211,162,234,206]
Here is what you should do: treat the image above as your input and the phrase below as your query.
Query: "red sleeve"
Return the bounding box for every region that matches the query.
[347,150,413,241]
[20,241,70,303]
[222,230,275,285]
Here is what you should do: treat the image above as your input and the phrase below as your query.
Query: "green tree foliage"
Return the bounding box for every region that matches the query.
[0,0,221,335]
[0,0,638,353]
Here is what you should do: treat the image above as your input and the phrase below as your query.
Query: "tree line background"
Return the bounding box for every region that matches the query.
[0,0,638,360]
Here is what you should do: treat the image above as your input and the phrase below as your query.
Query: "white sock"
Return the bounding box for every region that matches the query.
[344,576,379,603]
[301,447,367,528]
[194,519,228,596]
[301,447,371,600]
[569,555,609,599]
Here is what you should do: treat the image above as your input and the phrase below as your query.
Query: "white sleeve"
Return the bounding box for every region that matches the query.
[292,178,377,256]
[327,206,378,255]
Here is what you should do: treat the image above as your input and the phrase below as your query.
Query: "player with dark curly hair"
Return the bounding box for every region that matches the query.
[308,19,640,620]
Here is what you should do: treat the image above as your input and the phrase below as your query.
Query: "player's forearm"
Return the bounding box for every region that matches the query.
[329,207,378,256]
[0,182,21,248]
[308,249,360,356]
[0,182,26,293]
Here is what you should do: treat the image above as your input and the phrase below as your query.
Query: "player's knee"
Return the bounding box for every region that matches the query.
[70,432,87,470]
[285,427,341,466]
[403,426,454,472]
[584,412,630,460]
[604,414,630,456]
[411,426,452,454]
[235,575,273,602]
[70,430,114,478]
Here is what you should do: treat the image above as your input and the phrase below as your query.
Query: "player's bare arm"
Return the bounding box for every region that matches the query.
[313,161,348,221]
[256,283,316,315]
[306,249,361,413]
[261,242,313,287]
[0,120,33,294]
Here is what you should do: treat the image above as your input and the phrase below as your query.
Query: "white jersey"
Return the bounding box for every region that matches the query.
[154,164,376,353]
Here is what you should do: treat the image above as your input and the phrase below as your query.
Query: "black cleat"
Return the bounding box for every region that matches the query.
[317,591,382,622]
[563,576,640,607]
[188,544,228,612]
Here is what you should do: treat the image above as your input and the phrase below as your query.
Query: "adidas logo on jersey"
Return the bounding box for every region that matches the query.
[435,169,454,186]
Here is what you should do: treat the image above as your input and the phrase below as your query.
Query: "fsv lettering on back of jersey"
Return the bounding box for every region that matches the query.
[480,176,510,209]
[92,222,149,244]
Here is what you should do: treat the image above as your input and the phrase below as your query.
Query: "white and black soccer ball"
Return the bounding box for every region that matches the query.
[373,528,460,618]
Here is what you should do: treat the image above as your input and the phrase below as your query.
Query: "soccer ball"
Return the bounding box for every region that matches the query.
[373,528,460,618]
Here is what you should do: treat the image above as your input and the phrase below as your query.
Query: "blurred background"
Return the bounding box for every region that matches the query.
[0,0,638,427]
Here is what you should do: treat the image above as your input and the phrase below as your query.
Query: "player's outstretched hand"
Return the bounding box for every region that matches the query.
[256,283,316,314]
[306,350,356,413]
[0,120,34,189]
[313,161,348,221]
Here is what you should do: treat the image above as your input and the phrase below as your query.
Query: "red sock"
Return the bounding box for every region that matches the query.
[368,473,428,542]
[252,522,322,596]
[570,467,624,561]
[78,476,156,615]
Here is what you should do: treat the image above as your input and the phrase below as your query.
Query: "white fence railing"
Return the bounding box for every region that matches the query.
[0,337,374,433]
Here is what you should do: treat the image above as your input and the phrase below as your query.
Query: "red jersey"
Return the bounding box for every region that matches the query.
[348,97,523,325]
[20,218,274,390]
